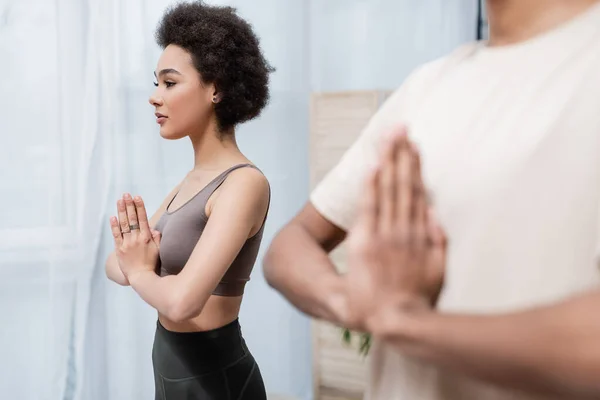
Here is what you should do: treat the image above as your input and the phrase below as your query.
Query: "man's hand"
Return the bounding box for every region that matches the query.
[342,126,447,333]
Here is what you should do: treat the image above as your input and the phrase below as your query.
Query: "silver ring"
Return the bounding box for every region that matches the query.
[129,224,140,231]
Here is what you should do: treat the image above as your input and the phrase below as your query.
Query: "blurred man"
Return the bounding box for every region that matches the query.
[264,1,600,399]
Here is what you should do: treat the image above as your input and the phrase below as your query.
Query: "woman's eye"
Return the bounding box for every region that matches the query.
[153,81,175,88]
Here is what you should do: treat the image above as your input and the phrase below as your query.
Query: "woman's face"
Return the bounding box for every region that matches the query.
[149,44,216,140]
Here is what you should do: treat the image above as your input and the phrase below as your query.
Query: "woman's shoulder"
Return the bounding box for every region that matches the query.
[205,164,270,224]
[222,165,269,199]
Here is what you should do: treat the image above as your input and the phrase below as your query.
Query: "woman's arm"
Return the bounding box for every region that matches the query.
[105,183,181,286]
[105,252,129,286]
[127,169,269,321]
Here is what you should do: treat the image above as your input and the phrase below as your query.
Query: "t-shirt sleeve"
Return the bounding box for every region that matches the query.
[309,86,410,232]
[309,57,451,232]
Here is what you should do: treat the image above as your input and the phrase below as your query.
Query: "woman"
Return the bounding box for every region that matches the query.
[104,2,273,399]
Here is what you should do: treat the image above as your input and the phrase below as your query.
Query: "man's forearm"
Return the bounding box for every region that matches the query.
[372,290,600,399]
[264,223,348,325]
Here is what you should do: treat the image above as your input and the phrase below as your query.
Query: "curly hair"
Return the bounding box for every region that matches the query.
[155,1,275,133]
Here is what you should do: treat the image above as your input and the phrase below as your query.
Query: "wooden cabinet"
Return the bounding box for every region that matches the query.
[309,91,391,400]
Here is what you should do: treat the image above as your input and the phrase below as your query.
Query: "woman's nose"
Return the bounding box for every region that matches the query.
[149,91,163,107]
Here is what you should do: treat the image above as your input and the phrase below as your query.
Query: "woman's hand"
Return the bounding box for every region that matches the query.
[109,193,161,281]
[343,126,447,333]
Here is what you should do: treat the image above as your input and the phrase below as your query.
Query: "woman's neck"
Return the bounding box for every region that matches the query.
[189,121,243,171]
[486,0,599,46]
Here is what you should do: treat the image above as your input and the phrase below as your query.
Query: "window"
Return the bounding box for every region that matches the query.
[0,0,80,251]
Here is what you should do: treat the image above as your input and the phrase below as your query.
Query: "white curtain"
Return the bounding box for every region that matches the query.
[1,0,179,399]
[0,1,476,399]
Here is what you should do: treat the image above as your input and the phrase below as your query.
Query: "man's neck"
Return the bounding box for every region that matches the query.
[486,0,599,46]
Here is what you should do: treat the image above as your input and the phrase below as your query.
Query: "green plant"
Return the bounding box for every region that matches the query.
[341,328,372,356]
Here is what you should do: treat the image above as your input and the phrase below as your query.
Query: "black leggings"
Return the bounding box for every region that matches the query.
[152,319,267,400]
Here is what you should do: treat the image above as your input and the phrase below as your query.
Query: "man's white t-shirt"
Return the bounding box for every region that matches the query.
[311,4,600,400]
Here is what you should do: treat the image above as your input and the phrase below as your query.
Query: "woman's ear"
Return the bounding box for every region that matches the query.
[211,87,221,104]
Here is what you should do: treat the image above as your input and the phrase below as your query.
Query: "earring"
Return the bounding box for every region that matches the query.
[212,96,218,103]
